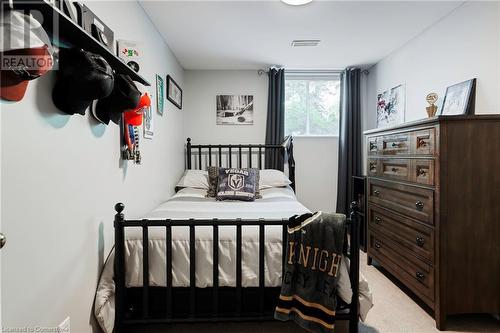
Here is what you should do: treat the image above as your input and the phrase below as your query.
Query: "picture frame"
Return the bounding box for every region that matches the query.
[376,84,406,128]
[155,74,164,116]
[216,95,254,125]
[167,75,182,109]
[440,78,476,116]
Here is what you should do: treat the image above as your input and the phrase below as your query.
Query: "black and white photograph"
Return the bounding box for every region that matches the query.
[216,95,254,125]
[440,78,476,115]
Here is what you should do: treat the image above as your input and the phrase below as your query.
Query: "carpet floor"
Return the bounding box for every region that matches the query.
[130,252,500,333]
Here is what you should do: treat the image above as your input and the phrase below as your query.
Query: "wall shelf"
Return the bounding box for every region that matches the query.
[9,0,151,86]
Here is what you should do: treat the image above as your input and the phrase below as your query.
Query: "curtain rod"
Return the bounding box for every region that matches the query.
[258,68,369,75]
[257,68,341,76]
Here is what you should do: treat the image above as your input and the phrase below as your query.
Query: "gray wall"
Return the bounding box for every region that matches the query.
[365,1,500,130]
[183,70,338,212]
[0,1,184,331]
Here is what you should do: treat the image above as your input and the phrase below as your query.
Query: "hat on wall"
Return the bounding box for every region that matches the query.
[93,74,141,125]
[0,10,54,101]
[124,93,151,126]
[52,48,114,115]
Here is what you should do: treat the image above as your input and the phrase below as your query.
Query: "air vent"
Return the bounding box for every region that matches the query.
[291,40,320,47]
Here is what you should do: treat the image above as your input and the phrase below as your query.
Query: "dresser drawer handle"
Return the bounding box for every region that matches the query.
[417,168,427,176]
[415,201,424,210]
[416,271,425,281]
[391,142,400,148]
[374,217,382,224]
[373,190,381,196]
[370,142,377,150]
[416,237,425,247]
[418,138,427,147]
[391,167,398,173]
[374,242,381,249]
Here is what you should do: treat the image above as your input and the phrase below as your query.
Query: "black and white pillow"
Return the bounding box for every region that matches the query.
[216,168,259,201]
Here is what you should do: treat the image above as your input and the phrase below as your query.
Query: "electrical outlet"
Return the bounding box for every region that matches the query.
[58,317,70,333]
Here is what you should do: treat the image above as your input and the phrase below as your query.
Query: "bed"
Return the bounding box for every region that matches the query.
[94,138,372,333]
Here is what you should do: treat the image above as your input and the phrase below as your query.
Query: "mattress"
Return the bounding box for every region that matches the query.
[124,186,310,288]
[94,187,372,333]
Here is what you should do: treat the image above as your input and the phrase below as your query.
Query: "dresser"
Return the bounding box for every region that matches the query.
[364,115,500,330]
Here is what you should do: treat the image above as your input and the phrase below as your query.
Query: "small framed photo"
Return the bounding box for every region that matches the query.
[440,79,476,116]
[167,75,182,109]
[155,74,164,116]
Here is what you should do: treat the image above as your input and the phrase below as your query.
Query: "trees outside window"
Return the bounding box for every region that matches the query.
[285,77,340,136]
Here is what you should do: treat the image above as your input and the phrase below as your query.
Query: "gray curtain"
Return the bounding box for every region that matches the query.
[336,68,362,214]
[265,68,285,170]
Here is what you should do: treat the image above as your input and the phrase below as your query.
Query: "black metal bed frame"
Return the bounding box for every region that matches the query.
[113,138,360,332]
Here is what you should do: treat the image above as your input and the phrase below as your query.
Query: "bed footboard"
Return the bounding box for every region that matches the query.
[113,202,361,332]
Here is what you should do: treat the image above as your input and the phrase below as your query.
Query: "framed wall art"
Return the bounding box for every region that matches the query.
[216,95,254,125]
[377,84,405,128]
[167,75,182,109]
[440,78,476,116]
[156,74,164,116]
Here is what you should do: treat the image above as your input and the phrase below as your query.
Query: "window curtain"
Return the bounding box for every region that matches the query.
[336,67,362,214]
[265,67,285,170]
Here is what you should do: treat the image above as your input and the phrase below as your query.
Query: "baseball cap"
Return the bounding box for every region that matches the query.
[52,48,114,115]
[0,10,54,101]
[93,74,141,125]
[124,93,151,126]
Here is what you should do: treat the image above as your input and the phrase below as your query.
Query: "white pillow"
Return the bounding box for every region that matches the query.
[176,170,209,190]
[259,169,292,190]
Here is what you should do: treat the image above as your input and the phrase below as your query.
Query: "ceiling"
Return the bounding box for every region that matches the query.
[140,1,464,70]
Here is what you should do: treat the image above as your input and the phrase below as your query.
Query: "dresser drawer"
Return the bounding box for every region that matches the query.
[413,159,435,186]
[368,179,434,225]
[380,159,411,182]
[369,231,435,304]
[381,133,410,155]
[367,158,379,177]
[369,205,434,262]
[412,129,436,155]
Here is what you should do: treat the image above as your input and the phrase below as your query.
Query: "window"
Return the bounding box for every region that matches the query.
[285,72,340,136]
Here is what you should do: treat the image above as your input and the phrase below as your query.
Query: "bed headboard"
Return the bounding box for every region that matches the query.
[186,137,296,191]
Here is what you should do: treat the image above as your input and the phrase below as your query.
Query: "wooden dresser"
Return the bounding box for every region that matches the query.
[364,115,500,330]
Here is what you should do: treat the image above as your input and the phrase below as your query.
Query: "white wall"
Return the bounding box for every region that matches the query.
[0,1,184,332]
[183,70,268,144]
[366,1,500,129]
[183,70,338,212]
[293,137,338,212]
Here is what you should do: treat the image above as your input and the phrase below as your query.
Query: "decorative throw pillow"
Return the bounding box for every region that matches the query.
[206,166,220,197]
[176,170,209,191]
[207,166,262,198]
[259,169,292,189]
[216,168,260,201]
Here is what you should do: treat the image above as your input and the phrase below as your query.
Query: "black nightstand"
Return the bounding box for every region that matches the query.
[352,176,367,252]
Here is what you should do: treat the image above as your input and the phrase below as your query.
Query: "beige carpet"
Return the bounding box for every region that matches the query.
[131,252,500,333]
[355,252,500,333]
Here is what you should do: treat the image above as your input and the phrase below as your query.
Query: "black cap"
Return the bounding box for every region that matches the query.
[52,48,114,115]
[93,74,141,125]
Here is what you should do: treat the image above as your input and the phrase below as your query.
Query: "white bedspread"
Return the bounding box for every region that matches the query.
[94,187,372,333]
